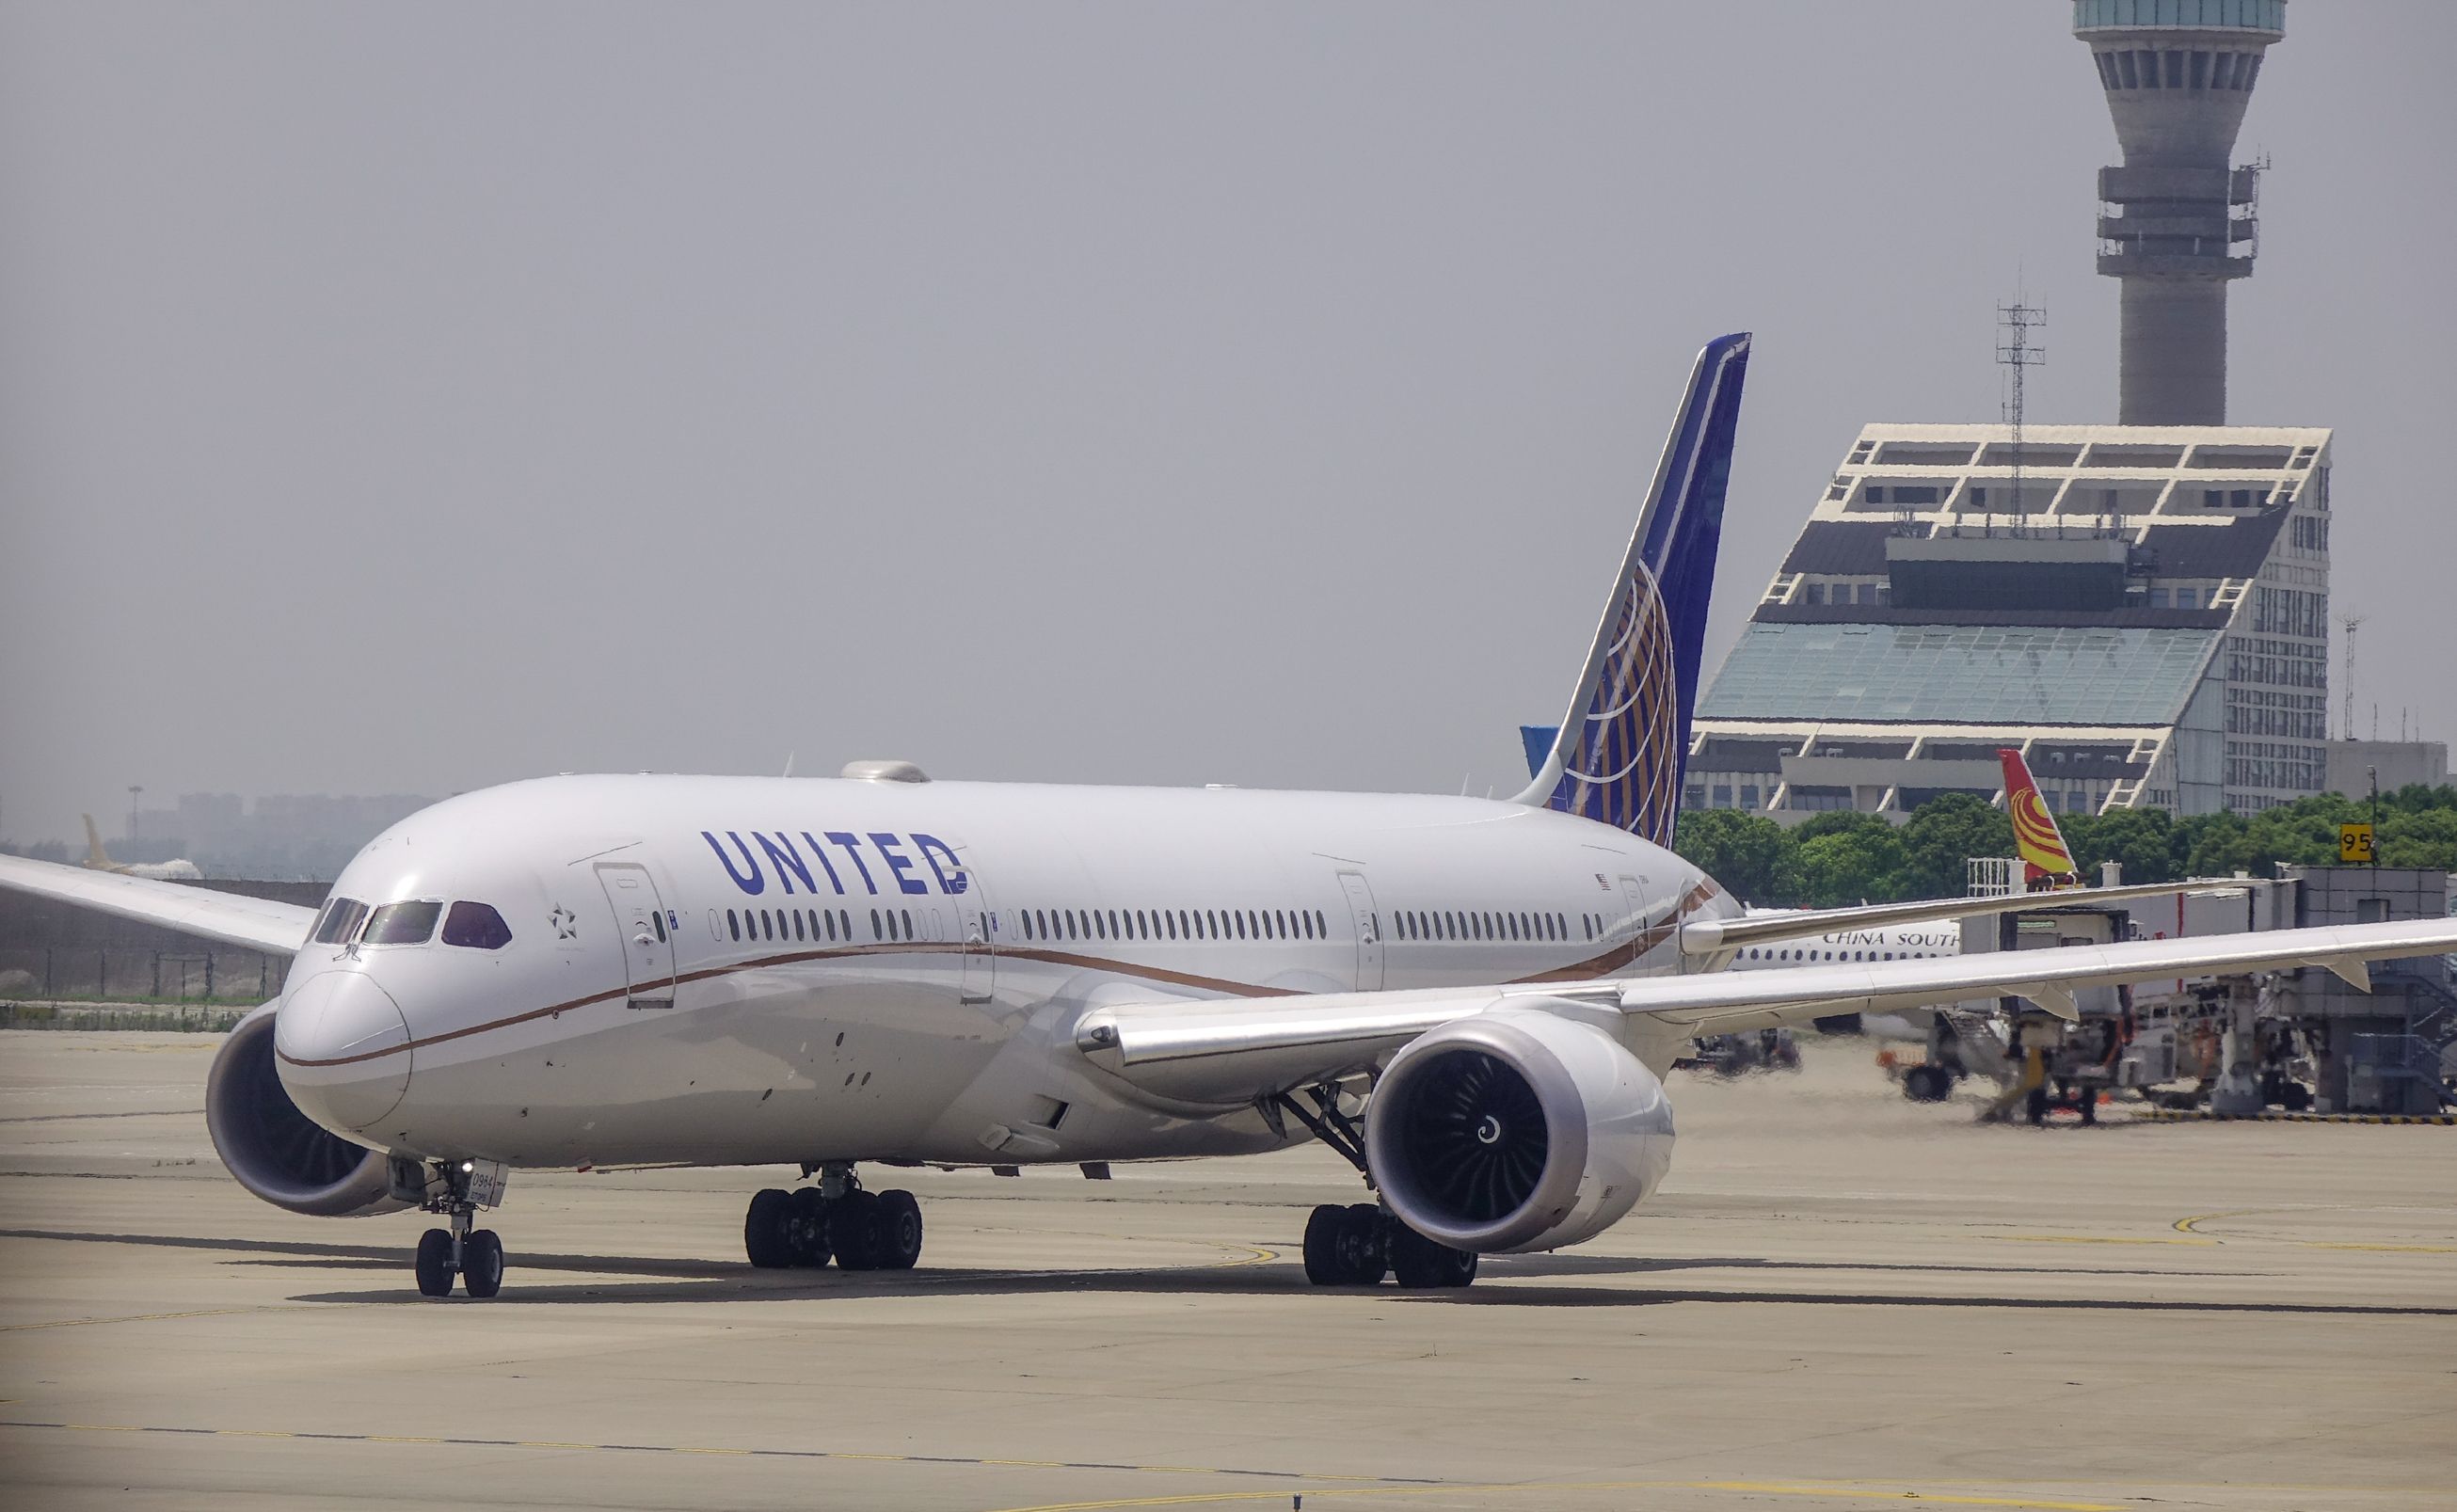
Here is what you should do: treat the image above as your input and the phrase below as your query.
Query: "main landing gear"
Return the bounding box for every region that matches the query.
[1270,1086,1477,1291]
[743,1165,924,1272]
[1301,1202,1476,1288]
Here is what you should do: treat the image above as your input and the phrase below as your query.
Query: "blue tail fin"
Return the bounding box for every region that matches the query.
[1512,332,1750,848]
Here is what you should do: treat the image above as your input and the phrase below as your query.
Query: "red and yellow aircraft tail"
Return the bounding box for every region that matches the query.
[1997,749,2080,890]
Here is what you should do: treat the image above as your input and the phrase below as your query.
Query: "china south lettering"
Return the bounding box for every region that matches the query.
[699,830,970,897]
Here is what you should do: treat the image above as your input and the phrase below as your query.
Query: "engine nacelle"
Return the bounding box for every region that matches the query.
[1364,1007,1674,1254]
[206,1003,408,1217]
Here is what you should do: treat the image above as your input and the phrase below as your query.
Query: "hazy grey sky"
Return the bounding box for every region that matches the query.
[4,2,2450,845]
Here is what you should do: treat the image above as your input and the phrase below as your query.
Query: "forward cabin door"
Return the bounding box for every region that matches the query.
[596,862,677,1009]
[1337,871,1384,991]
[955,870,995,1007]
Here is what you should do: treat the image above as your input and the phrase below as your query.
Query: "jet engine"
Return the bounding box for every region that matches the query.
[1363,1007,1674,1254]
[206,1003,407,1217]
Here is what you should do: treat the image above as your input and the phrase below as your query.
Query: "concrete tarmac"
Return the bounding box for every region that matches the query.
[2,1030,2451,1511]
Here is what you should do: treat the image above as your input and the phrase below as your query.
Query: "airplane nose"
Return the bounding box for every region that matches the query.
[275,970,414,1133]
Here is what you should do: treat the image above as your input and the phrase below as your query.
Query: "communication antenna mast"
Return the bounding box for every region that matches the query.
[1997,299,2046,537]
[2338,613,2365,740]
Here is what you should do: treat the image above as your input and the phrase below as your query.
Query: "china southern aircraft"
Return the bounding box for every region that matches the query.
[1718,746,2082,979]
[6,334,2449,1301]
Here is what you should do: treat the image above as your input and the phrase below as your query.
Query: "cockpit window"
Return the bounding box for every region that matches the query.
[442,901,514,950]
[311,898,369,946]
[361,899,442,946]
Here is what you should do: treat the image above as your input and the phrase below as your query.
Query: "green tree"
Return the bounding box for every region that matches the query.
[1897,793,2014,899]
[1672,808,1792,905]
[2058,804,2180,883]
[1772,812,1907,907]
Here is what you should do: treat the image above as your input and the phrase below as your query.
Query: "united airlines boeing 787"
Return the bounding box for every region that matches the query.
[6,334,2449,1298]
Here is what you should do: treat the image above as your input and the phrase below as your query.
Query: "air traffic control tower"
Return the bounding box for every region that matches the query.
[2075,0,2286,425]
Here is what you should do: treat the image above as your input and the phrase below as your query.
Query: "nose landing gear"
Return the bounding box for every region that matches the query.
[409,1160,509,1298]
[743,1165,924,1273]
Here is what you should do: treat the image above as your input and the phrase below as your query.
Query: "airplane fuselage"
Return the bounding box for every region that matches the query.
[273,773,1735,1172]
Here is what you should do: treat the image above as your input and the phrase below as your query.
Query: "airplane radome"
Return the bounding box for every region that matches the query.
[6,332,2453,1301]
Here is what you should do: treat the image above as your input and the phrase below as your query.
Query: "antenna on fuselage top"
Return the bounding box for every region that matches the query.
[781,752,796,779]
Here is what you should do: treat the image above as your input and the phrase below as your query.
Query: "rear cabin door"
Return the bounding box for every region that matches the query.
[1619,874,1651,960]
[596,862,677,1009]
[1337,871,1384,991]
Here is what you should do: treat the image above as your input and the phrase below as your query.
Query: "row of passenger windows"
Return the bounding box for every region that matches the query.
[2094,47,2260,92]
[1022,906,1327,945]
[1742,946,1939,963]
[1391,909,1579,945]
[722,900,1620,954]
[726,905,916,946]
[310,897,513,950]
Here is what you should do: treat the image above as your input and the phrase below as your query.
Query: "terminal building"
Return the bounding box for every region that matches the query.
[1686,422,2331,820]
[1683,0,2333,823]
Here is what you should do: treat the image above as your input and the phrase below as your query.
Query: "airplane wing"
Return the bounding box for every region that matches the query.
[1677,878,2262,957]
[1075,915,2457,1105]
[0,854,318,957]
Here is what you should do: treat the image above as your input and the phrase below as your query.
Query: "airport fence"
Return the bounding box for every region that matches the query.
[0,1001,246,1032]
[0,946,276,1007]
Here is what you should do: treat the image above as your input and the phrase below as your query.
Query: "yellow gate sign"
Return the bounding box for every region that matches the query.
[2338,823,2375,864]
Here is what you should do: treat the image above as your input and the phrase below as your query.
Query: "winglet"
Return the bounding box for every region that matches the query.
[1515,333,1752,847]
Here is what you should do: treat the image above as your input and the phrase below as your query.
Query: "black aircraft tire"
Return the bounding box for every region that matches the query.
[871,1190,924,1270]
[1338,1203,1389,1285]
[786,1187,832,1267]
[415,1229,454,1297]
[744,1187,794,1268]
[1389,1224,1477,1289]
[828,1191,882,1271]
[462,1230,504,1299]
[1301,1204,1348,1284]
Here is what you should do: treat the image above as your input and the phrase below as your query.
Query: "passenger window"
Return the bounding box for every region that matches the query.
[442,901,513,950]
[362,899,442,946]
[792,911,806,943]
[1315,911,1326,936]
[312,897,369,946]
[727,909,741,941]
[870,909,883,940]
[654,912,668,943]
[902,908,915,939]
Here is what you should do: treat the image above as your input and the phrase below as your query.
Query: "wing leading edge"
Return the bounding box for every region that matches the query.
[0,854,317,958]
[1075,915,2457,1106]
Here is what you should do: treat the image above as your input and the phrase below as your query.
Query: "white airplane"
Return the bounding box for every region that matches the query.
[5,334,2449,1302]
[82,813,202,881]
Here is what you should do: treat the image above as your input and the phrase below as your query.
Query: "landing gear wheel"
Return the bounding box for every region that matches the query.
[415,1229,454,1297]
[786,1187,833,1267]
[1905,1065,1949,1103]
[827,1190,882,1271]
[744,1187,794,1269]
[1335,1203,1388,1285]
[1302,1203,1348,1284]
[2279,1081,2312,1113]
[1389,1223,1477,1289]
[871,1190,924,1270]
[462,1229,504,1298]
